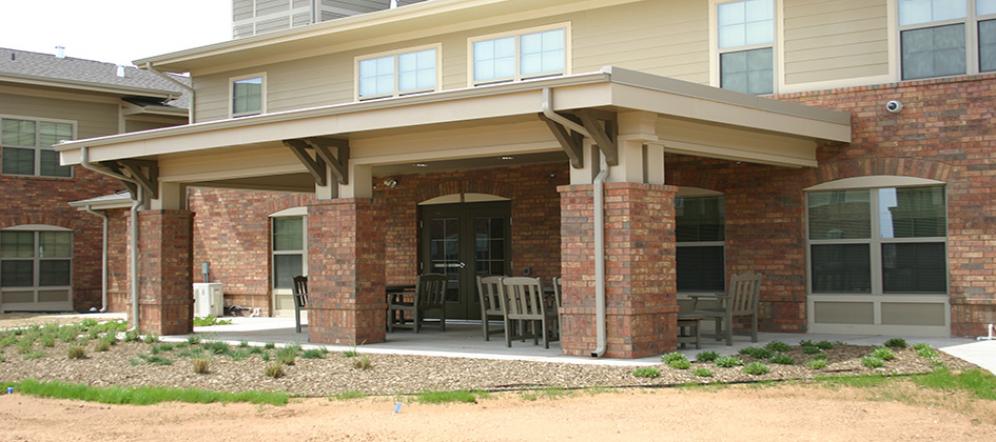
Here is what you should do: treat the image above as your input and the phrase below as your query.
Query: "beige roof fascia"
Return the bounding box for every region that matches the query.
[0,73,178,99]
[57,67,851,166]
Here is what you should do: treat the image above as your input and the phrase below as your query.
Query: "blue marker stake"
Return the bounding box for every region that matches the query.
[6,387,12,395]
[394,402,402,414]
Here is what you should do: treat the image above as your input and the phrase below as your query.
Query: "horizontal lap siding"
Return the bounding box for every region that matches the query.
[783,0,890,85]
[0,93,118,139]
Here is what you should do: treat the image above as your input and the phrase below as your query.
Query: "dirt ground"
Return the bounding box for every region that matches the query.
[2,383,993,442]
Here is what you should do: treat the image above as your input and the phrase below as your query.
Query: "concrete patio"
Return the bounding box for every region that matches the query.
[160,316,994,370]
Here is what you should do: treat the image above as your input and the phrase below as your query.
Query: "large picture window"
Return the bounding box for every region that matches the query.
[717,0,775,95]
[471,25,567,85]
[676,196,725,292]
[898,0,996,80]
[1,117,74,177]
[0,228,72,308]
[807,186,947,295]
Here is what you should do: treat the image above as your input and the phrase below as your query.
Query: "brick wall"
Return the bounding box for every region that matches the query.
[137,210,194,335]
[667,74,996,336]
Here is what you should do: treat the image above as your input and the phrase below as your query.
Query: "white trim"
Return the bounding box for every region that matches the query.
[353,43,443,101]
[466,21,573,87]
[269,206,308,217]
[894,0,996,80]
[2,225,72,232]
[709,0,781,95]
[228,72,268,118]
[270,214,307,316]
[0,114,77,178]
[805,175,945,191]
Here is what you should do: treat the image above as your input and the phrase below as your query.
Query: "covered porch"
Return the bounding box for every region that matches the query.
[57,67,851,359]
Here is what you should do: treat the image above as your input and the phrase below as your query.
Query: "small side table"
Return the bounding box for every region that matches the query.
[677,314,703,350]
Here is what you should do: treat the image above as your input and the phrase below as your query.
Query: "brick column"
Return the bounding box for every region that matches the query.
[559,183,678,358]
[306,198,386,345]
[137,210,194,336]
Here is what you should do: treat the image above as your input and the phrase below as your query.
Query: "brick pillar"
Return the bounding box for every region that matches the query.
[137,210,194,335]
[559,183,678,358]
[306,198,386,345]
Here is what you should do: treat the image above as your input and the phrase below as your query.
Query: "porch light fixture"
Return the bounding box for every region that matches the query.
[414,163,428,168]
[383,178,399,188]
[501,156,515,160]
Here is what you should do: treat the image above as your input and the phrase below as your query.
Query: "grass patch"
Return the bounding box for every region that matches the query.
[520,387,572,401]
[193,316,233,327]
[742,362,770,376]
[632,367,661,379]
[714,356,743,368]
[913,343,939,359]
[912,368,996,400]
[204,342,232,356]
[301,349,328,359]
[769,353,795,365]
[138,354,173,366]
[807,358,828,370]
[692,367,713,378]
[816,373,891,388]
[331,390,368,401]
[739,346,772,360]
[415,390,487,405]
[67,346,87,360]
[870,347,896,361]
[861,356,885,369]
[186,336,201,345]
[0,379,286,406]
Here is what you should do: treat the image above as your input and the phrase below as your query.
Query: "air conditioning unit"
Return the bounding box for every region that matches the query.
[193,283,224,318]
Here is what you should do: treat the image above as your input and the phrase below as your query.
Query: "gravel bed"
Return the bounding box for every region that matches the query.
[0,335,974,397]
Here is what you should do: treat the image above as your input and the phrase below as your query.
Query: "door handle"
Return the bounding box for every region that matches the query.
[458,262,467,269]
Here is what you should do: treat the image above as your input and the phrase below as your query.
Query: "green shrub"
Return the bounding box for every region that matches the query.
[94,340,111,352]
[80,319,98,329]
[143,335,158,344]
[264,363,285,379]
[204,342,232,356]
[58,326,80,343]
[862,356,885,369]
[276,347,298,366]
[261,352,271,362]
[632,367,661,378]
[739,346,772,360]
[743,362,769,376]
[239,340,249,348]
[913,343,939,359]
[765,341,791,353]
[87,329,100,340]
[123,331,140,343]
[883,338,908,349]
[692,367,713,378]
[302,349,328,359]
[41,335,56,348]
[801,345,822,355]
[668,358,691,370]
[870,347,895,361]
[661,352,686,364]
[343,346,359,358]
[192,358,210,375]
[264,342,275,350]
[352,355,372,370]
[695,351,719,362]
[186,336,201,345]
[807,359,828,370]
[769,353,795,365]
[67,346,87,360]
[249,346,264,355]
[815,341,834,350]
[714,356,743,368]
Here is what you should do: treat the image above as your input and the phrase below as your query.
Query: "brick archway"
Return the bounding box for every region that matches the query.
[0,213,75,231]
[805,157,958,187]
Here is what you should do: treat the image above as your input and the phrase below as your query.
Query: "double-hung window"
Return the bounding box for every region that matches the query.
[1,117,74,177]
[231,74,265,117]
[357,47,438,100]
[471,26,567,85]
[271,215,305,314]
[676,196,726,292]
[899,0,996,80]
[717,0,775,95]
[807,186,947,296]
[0,228,72,309]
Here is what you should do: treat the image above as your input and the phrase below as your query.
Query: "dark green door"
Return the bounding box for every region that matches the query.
[420,201,511,320]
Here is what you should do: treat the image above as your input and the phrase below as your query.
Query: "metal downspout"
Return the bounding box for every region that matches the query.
[81,206,109,312]
[81,147,144,331]
[540,87,607,358]
[144,62,195,124]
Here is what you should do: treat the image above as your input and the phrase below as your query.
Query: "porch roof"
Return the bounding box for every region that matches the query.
[57,67,851,171]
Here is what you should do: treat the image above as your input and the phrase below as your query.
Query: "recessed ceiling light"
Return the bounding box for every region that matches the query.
[501,156,515,160]
[414,163,428,168]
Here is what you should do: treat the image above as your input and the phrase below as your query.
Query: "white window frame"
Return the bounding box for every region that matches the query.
[0,114,76,178]
[467,22,572,87]
[896,0,996,80]
[804,178,950,336]
[270,211,306,316]
[675,195,726,295]
[0,225,73,311]
[229,72,267,118]
[354,44,442,101]
[709,0,781,95]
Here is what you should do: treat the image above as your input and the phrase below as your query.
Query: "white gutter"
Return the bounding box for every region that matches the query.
[81,147,143,332]
[541,87,606,358]
[80,206,109,312]
[144,62,195,124]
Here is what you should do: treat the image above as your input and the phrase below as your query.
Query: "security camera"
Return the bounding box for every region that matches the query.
[885,100,904,113]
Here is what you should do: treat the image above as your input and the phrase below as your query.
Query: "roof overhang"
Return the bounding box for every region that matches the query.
[58,67,851,171]
[68,192,134,210]
[0,73,179,99]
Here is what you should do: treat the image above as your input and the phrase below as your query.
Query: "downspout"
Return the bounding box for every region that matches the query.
[144,62,195,124]
[81,146,144,332]
[81,206,109,312]
[541,88,607,357]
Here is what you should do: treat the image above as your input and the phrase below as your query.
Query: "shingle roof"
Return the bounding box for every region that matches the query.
[0,47,190,110]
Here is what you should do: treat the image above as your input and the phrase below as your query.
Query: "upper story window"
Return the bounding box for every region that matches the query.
[899,0,996,80]
[231,74,265,118]
[717,0,775,95]
[471,25,568,85]
[357,47,439,100]
[0,117,74,178]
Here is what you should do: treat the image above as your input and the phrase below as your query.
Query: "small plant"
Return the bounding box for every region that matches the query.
[139,354,173,366]
[815,341,834,350]
[714,356,743,368]
[94,340,111,352]
[332,390,367,401]
[913,343,939,359]
[0,351,6,363]
[870,347,895,361]
[769,353,795,365]
[143,335,158,344]
[807,358,828,370]
[264,342,275,350]
[765,341,791,353]
[67,345,87,360]
[862,356,885,369]
[739,346,772,360]
[743,362,769,376]
[261,352,271,362]
[668,358,691,370]
[249,346,264,355]
[229,349,252,361]
[193,316,233,327]
[24,350,45,360]
[695,351,719,362]
[239,340,249,348]
[192,358,211,375]
[124,331,140,343]
[692,367,713,378]
[276,347,298,366]
[302,349,328,359]
[801,345,822,355]
[264,363,286,379]
[661,352,686,364]
[883,338,908,349]
[41,335,56,348]
[186,336,201,345]
[343,346,359,358]
[352,355,372,370]
[156,343,174,352]
[632,367,661,378]
[416,390,484,404]
[204,342,232,356]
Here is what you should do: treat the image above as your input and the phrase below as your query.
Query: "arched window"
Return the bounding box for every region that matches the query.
[0,225,72,311]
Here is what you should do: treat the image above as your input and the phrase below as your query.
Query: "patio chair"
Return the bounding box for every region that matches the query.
[500,277,555,349]
[292,275,309,333]
[387,274,447,333]
[689,271,762,346]
[476,275,506,341]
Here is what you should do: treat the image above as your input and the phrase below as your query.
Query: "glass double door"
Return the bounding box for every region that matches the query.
[420,202,511,320]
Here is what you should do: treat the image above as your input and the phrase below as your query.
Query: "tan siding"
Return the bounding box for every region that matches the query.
[783,0,890,85]
[0,92,119,139]
[194,0,709,122]
[125,120,178,133]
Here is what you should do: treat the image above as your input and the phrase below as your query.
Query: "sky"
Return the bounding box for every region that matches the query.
[0,0,231,67]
